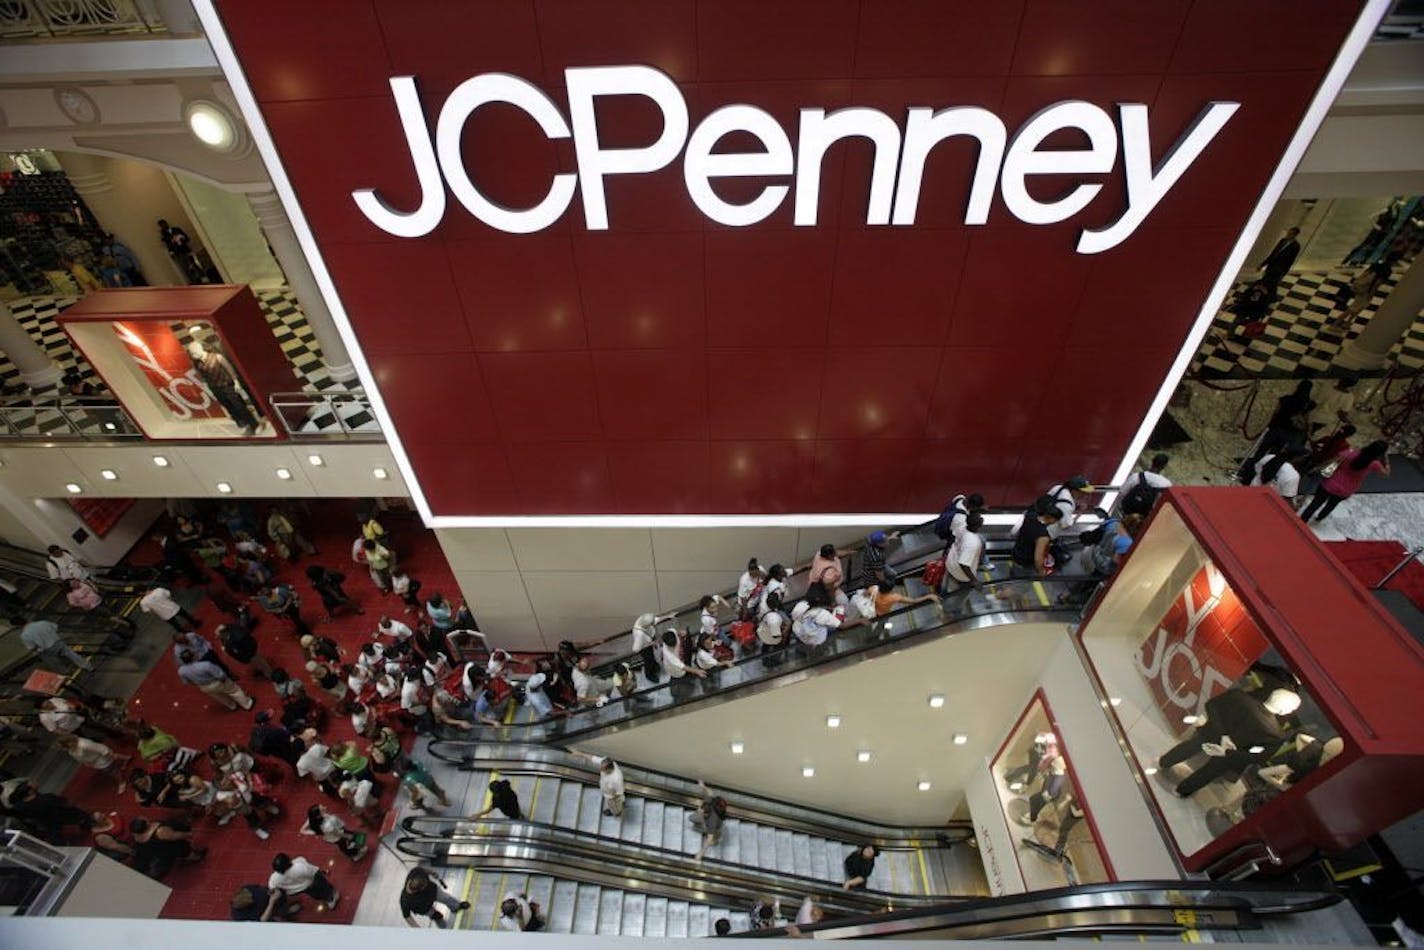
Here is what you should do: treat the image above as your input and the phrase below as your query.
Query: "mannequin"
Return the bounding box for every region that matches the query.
[1004,732,1056,790]
[1158,688,1301,797]
[1242,734,1344,816]
[1027,748,1067,821]
[188,340,258,434]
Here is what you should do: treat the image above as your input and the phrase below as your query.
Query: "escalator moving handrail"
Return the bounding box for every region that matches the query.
[728,879,1342,939]
[432,573,1080,744]
[398,814,944,907]
[416,748,965,846]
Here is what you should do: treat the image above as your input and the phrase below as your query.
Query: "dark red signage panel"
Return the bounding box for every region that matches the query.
[203,0,1371,519]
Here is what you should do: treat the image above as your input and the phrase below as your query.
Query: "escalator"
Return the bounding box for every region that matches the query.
[430,537,1084,749]
[398,747,978,932]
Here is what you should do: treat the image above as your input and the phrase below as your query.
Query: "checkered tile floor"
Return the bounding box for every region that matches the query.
[1192,265,1424,379]
[0,288,368,437]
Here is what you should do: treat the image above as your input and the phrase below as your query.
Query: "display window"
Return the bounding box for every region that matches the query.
[990,692,1111,889]
[1077,502,1344,861]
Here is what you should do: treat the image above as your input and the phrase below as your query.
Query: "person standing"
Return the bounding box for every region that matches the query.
[256,583,312,638]
[1257,226,1301,290]
[178,650,254,710]
[219,619,274,678]
[266,507,315,561]
[632,611,674,682]
[55,734,131,791]
[1118,454,1172,517]
[1010,498,1062,578]
[159,534,209,585]
[942,512,986,596]
[358,539,395,593]
[102,233,146,286]
[1306,377,1358,439]
[469,779,524,820]
[1237,380,1314,484]
[17,616,94,673]
[306,565,362,621]
[400,867,469,929]
[1300,440,1392,522]
[250,711,303,773]
[498,892,545,932]
[690,780,728,861]
[576,752,626,817]
[1042,476,1092,537]
[1251,449,1307,503]
[842,844,879,890]
[268,852,340,910]
[45,546,90,583]
[140,586,198,631]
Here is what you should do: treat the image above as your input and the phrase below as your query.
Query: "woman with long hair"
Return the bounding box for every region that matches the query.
[1300,440,1391,522]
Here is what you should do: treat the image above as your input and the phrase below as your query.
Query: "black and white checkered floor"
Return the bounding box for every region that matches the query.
[1192,266,1424,379]
[0,288,372,437]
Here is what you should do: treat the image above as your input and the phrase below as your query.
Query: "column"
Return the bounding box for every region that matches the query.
[58,151,185,286]
[247,190,357,382]
[0,300,63,389]
[1336,255,1424,371]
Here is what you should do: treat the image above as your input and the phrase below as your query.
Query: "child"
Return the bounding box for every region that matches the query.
[392,570,422,616]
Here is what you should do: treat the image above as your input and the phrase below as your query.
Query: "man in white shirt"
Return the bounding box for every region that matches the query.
[1117,454,1172,517]
[140,587,197,631]
[944,513,986,594]
[790,601,841,648]
[296,732,337,792]
[576,752,627,816]
[1044,476,1092,538]
[38,697,85,734]
[45,546,89,582]
[571,657,612,706]
[377,616,413,641]
[269,852,339,908]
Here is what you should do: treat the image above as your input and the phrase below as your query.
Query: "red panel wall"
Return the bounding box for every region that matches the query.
[212,0,1365,517]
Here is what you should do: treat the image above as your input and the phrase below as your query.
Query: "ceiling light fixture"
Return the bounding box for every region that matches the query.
[825,715,841,729]
[1109,696,1123,707]
[216,481,233,493]
[729,741,744,755]
[152,455,170,467]
[184,99,241,153]
[307,453,324,467]
[928,694,945,709]
[1143,767,1158,776]
[801,766,815,778]
[856,750,871,763]
[99,469,117,481]
[917,780,932,791]
[372,467,389,480]
[952,733,968,745]
[103,422,116,431]
[275,468,293,480]
[65,483,82,494]
[1182,714,1200,725]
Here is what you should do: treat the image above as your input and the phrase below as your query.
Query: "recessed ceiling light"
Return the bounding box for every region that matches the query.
[1247,745,1265,754]
[856,750,871,763]
[917,780,932,791]
[729,741,744,755]
[99,469,117,481]
[1182,714,1200,725]
[275,468,293,480]
[825,715,841,729]
[952,733,968,745]
[801,766,815,778]
[1143,768,1158,776]
[64,483,82,494]
[102,422,116,431]
[1109,696,1123,707]
[372,467,389,480]
[307,453,324,467]
[152,455,170,467]
[928,694,945,709]
[216,481,233,493]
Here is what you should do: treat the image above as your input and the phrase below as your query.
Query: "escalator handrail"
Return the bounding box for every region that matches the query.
[728,879,1342,939]
[398,814,948,907]
[418,745,968,846]
[431,573,1081,745]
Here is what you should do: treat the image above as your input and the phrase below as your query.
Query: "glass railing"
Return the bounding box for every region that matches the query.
[0,396,142,441]
[268,390,383,439]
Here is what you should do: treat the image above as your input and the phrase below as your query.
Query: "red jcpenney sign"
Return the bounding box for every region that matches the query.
[354,65,1237,254]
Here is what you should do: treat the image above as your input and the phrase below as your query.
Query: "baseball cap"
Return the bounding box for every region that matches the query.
[1066,475,1092,491]
[868,531,887,546]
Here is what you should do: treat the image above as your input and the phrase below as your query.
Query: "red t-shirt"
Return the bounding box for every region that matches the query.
[1321,449,1384,497]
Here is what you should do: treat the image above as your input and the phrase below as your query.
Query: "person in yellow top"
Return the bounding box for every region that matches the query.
[358,511,387,544]
[65,257,103,293]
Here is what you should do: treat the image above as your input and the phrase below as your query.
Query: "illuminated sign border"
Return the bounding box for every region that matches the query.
[192,0,1389,528]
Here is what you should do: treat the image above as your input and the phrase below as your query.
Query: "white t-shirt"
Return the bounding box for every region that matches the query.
[699,608,719,638]
[588,756,624,800]
[661,644,691,678]
[737,571,759,603]
[297,742,335,780]
[46,552,89,581]
[341,777,376,810]
[1045,485,1077,538]
[572,666,607,699]
[39,700,83,734]
[139,588,181,620]
[400,678,427,714]
[946,531,985,583]
[757,611,786,645]
[380,619,413,641]
[67,736,115,769]
[1120,469,1171,501]
[499,892,531,931]
[1252,456,1301,499]
[759,579,786,617]
[269,856,321,893]
[792,605,841,646]
[850,588,877,621]
[695,648,721,671]
[631,614,658,652]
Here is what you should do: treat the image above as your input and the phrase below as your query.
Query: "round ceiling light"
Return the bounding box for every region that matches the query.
[185,100,240,154]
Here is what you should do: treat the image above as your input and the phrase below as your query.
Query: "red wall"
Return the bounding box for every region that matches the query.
[212,0,1365,517]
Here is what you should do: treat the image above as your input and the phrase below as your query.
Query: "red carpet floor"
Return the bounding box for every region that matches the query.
[61,501,460,922]
[1325,539,1424,612]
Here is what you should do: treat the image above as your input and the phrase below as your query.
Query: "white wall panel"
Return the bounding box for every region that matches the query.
[449,570,533,619]
[0,447,85,496]
[434,528,517,572]
[534,614,631,648]
[473,609,546,652]
[521,570,659,618]
[794,525,877,563]
[649,527,797,572]
[655,571,733,613]
[507,528,653,571]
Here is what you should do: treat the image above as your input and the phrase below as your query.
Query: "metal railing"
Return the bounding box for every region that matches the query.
[0,0,166,38]
[268,389,383,439]
[0,395,142,441]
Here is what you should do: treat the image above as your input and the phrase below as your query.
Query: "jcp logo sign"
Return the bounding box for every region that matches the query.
[353,64,1237,254]
[113,323,221,421]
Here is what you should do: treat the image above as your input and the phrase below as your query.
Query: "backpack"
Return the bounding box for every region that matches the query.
[1121,476,1162,517]
[933,497,966,541]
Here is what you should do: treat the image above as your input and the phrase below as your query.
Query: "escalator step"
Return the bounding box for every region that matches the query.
[642,800,665,848]
[666,900,689,938]
[644,896,669,937]
[792,833,814,879]
[596,887,624,935]
[548,879,579,933]
[808,835,830,881]
[574,883,602,934]
[577,787,603,834]
[621,892,646,937]
[687,903,709,937]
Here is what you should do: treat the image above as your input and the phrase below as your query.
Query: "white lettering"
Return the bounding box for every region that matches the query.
[1077,101,1239,254]
[893,107,1006,226]
[435,73,576,234]
[566,65,689,230]
[350,65,1238,252]
[794,107,902,226]
[684,105,793,227]
[1000,100,1117,225]
[352,77,446,238]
